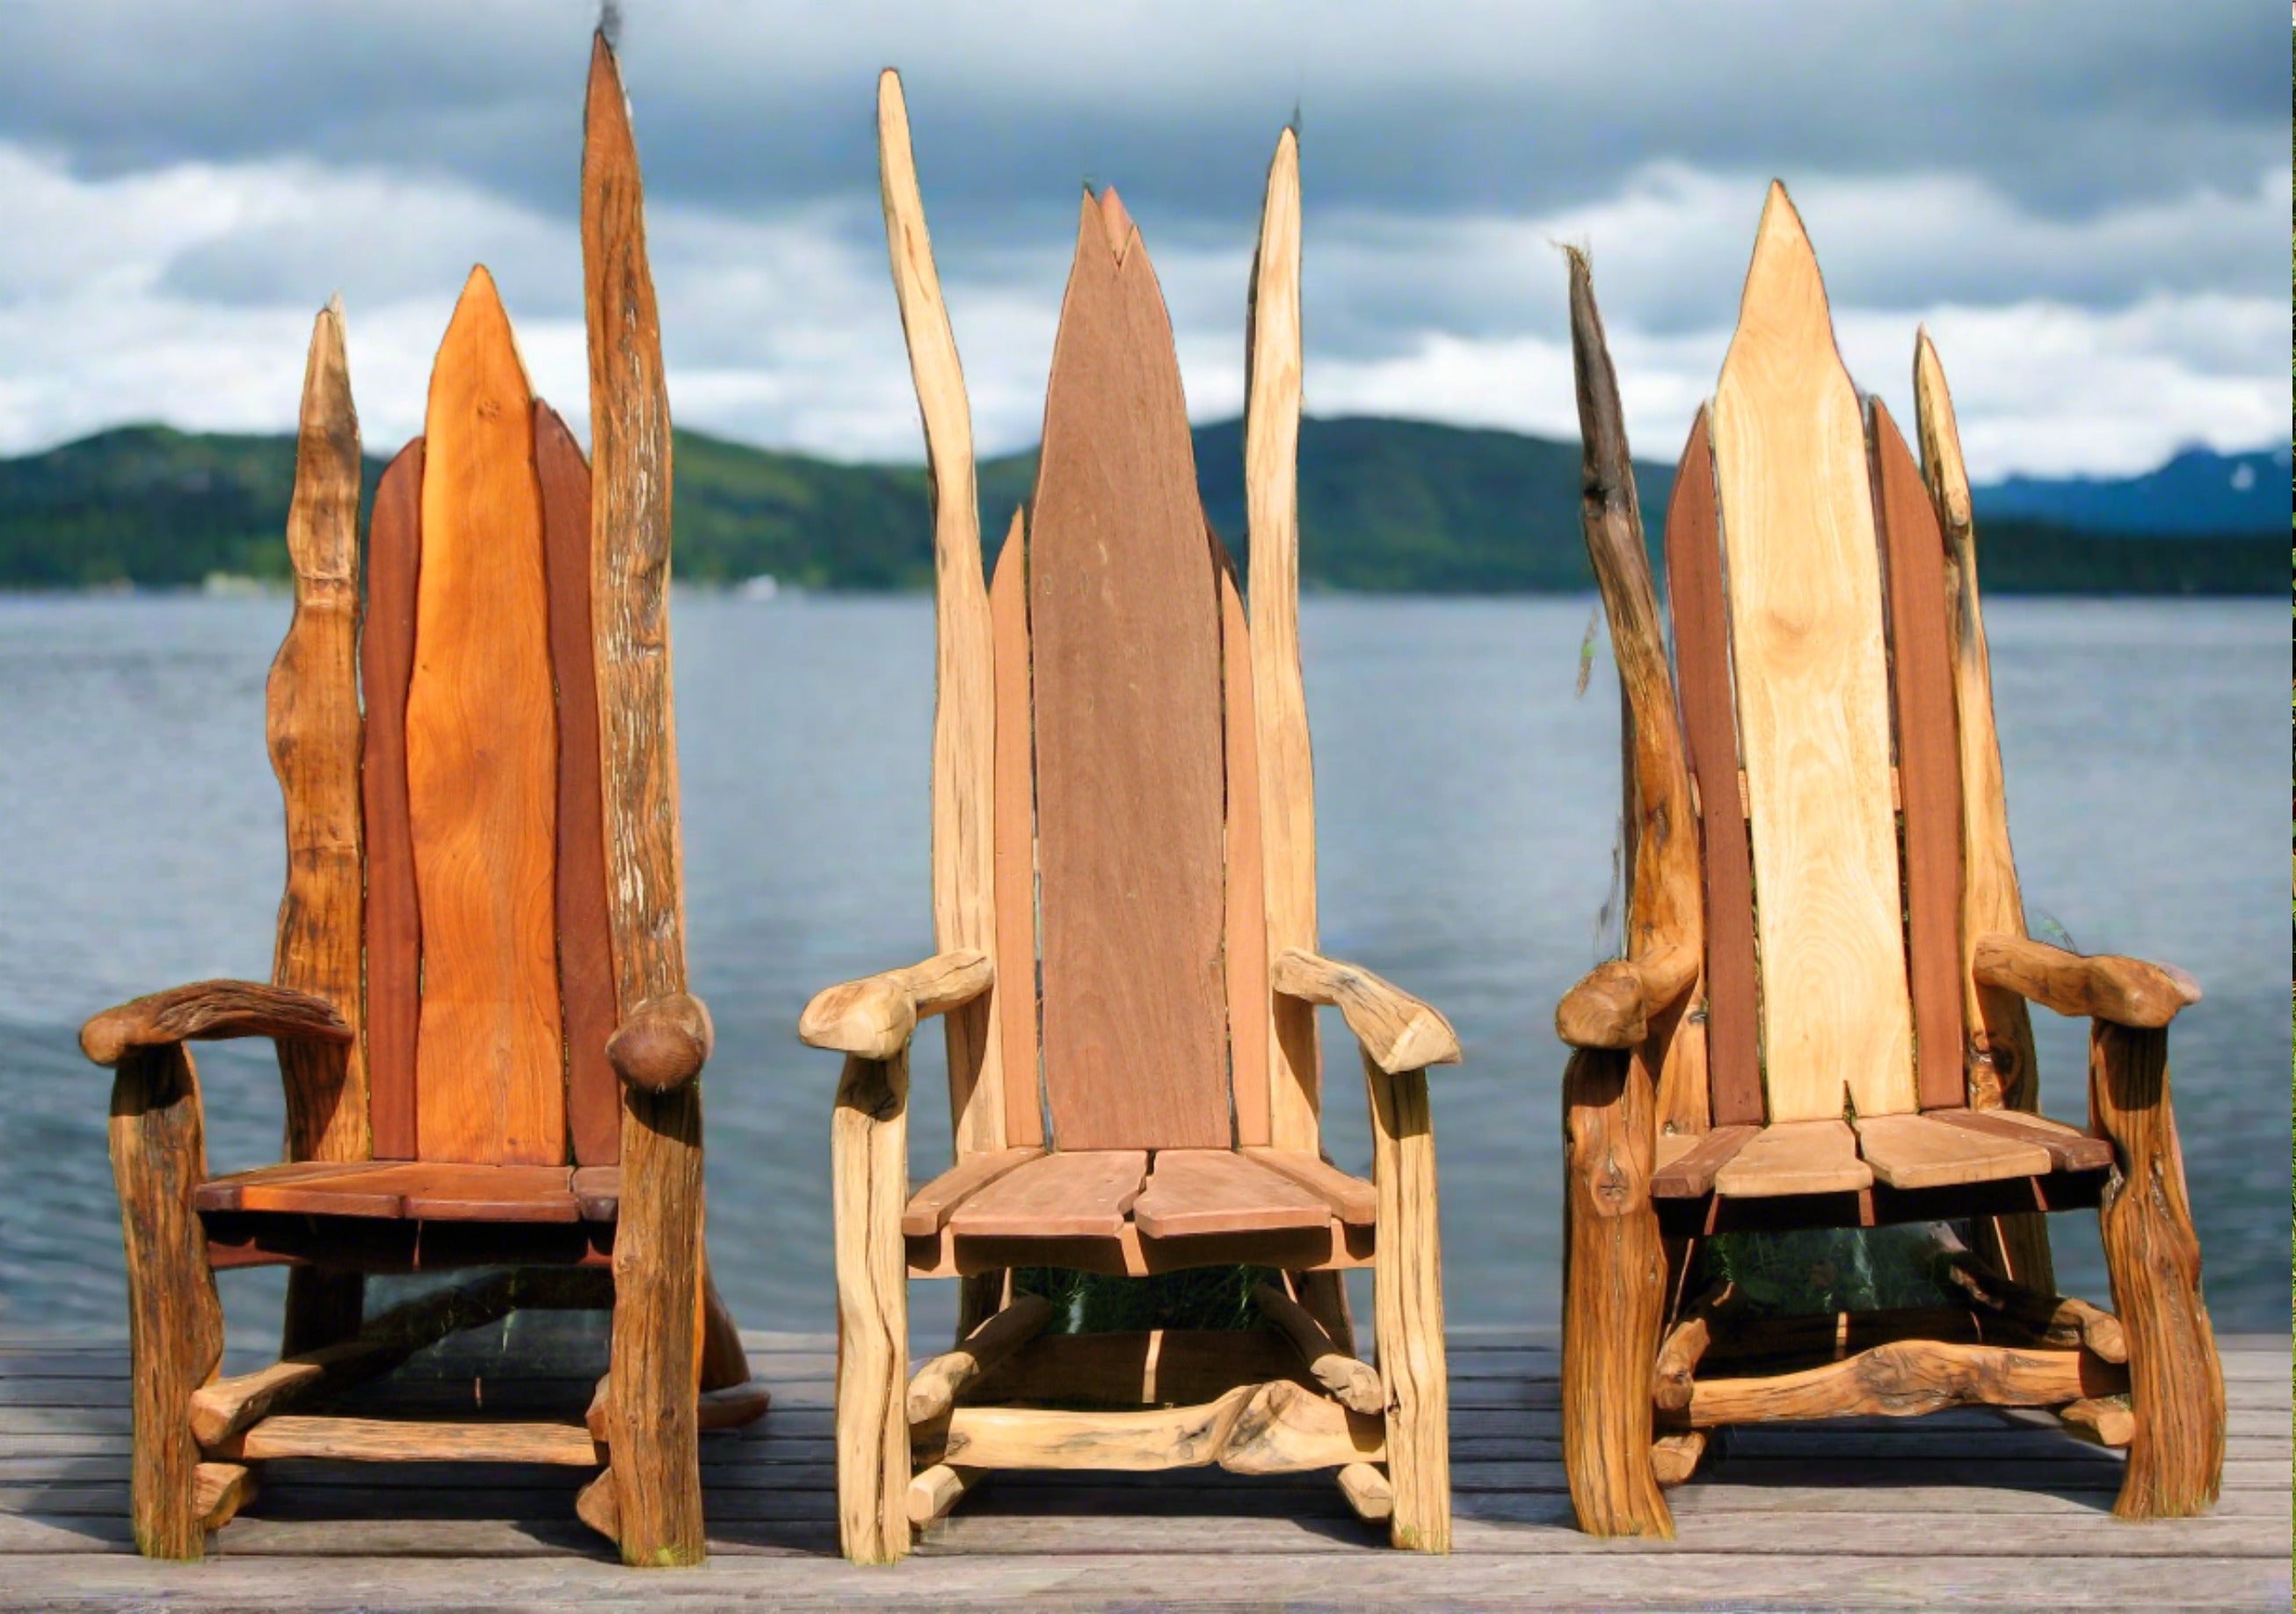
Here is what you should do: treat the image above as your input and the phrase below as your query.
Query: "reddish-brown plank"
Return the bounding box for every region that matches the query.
[1028,193,1229,1151]
[1130,1149,1329,1240]
[1664,410,1763,1127]
[194,1161,578,1221]
[1650,1123,1760,1198]
[1871,400,1968,1112]
[902,1145,1048,1238]
[534,402,619,1167]
[1239,1147,1377,1226]
[361,438,425,1160]
[1217,528,1269,1149]
[405,268,564,1166]
[944,1148,1148,1240]
[988,514,1043,1148]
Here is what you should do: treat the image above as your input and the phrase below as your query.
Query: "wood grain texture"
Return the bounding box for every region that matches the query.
[534,403,619,1166]
[193,1161,580,1222]
[799,951,992,1062]
[903,1147,1046,1239]
[406,265,563,1165]
[1852,1113,2051,1191]
[268,299,368,1167]
[362,439,425,1160]
[1661,411,1762,1128]
[1335,1460,1394,1521]
[1245,127,1322,1153]
[877,70,1006,1164]
[1219,538,1270,1148]
[1367,1055,1449,1551]
[1271,949,1460,1075]
[1682,1340,2120,1428]
[1710,183,1915,1122]
[2089,1023,2224,1518]
[1240,1148,1376,1225]
[1252,1281,1384,1414]
[192,1461,256,1531]
[81,981,351,1067]
[945,1150,1147,1240]
[1028,192,1228,1152]
[832,1052,911,1564]
[604,992,712,1094]
[905,1294,1056,1423]
[1649,1123,1757,1199]
[906,1462,985,1526]
[1129,1151,1330,1240]
[585,33,704,1567]
[1974,935,2200,1030]
[1941,1250,2127,1361]
[212,1414,599,1466]
[1934,1108,2113,1174]
[108,1045,225,1559]
[1869,400,1966,1111]
[986,513,1043,1147]
[1712,1119,1871,1198]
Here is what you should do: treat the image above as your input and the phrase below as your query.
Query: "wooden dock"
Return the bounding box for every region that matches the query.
[1,1328,2284,1610]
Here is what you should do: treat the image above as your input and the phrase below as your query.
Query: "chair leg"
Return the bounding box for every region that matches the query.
[109,1045,225,1560]
[1560,1047,1673,1538]
[698,1258,751,1393]
[833,1052,912,1565]
[1367,1054,1450,1553]
[2089,1023,2224,1519]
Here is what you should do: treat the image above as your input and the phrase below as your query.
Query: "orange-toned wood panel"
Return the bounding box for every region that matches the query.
[988,514,1043,1146]
[362,440,425,1160]
[1028,193,1229,1151]
[405,267,565,1166]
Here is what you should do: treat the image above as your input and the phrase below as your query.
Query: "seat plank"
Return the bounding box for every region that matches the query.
[904,1147,1048,1239]
[405,267,566,1167]
[1932,1109,2113,1174]
[362,440,425,1160]
[1028,194,1230,1152]
[945,1151,1147,1240]
[1130,1151,1330,1240]
[1710,185,1915,1123]
[195,1162,579,1222]
[1856,1114,2053,1191]
[1713,1120,1871,1198]
[1651,1123,1759,1199]
[1239,1149,1376,1226]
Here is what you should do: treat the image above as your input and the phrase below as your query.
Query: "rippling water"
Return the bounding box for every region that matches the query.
[0,593,2285,1340]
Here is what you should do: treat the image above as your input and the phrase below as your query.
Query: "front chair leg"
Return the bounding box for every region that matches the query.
[109,1044,225,1560]
[2089,1022,2224,1519]
[833,1052,912,1564]
[1366,1053,1450,1552]
[1560,1047,1672,1538]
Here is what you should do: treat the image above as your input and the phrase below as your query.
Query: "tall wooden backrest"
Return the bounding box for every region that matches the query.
[359,268,622,1168]
[1668,185,1969,1126]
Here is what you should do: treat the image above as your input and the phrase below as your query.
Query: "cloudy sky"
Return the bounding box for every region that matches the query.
[0,1,2285,476]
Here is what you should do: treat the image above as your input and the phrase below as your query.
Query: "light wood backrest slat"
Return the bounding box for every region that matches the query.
[1219,534,1270,1148]
[988,513,1044,1146]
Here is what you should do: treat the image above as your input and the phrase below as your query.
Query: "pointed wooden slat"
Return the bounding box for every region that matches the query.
[1710,183,1915,1123]
[1713,1119,1871,1198]
[987,512,1043,1147]
[1870,400,1967,1112]
[878,69,1005,1161]
[1662,411,1762,1128]
[534,403,619,1168]
[1246,127,1322,1153]
[268,299,369,1166]
[1028,193,1228,1152]
[944,1150,1147,1240]
[361,439,425,1160]
[1130,1151,1329,1240]
[405,266,564,1166]
[1218,533,1270,1148]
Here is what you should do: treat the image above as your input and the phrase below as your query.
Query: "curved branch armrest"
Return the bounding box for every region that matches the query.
[1555,941,1699,1051]
[1271,948,1461,1074]
[800,949,992,1062]
[1973,934,2199,1029]
[80,980,351,1068]
[607,992,716,1093]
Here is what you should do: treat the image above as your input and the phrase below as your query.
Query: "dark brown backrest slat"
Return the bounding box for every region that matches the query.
[362,438,425,1160]
[1870,399,1968,1111]
[535,402,621,1165]
[1664,410,1764,1127]
[1028,193,1230,1152]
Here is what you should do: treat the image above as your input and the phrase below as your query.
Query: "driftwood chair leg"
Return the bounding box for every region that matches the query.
[1366,1054,1450,1553]
[109,1045,226,1560]
[1293,1269,1358,1359]
[1560,1047,1673,1538]
[833,1052,912,1564]
[2089,1023,2224,1519]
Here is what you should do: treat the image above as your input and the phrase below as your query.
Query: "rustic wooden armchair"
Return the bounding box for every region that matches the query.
[81,38,765,1567]
[800,76,1457,1564]
[1553,183,2225,1538]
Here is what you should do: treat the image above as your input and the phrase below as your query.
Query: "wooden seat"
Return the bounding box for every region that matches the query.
[1553,185,2225,1538]
[193,1162,602,1223]
[802,78,1457,1564]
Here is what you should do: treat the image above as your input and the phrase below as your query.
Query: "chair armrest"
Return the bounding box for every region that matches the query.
[1973,934,2200,1030]
[607,992,715,1093]
[80,980,352,1068]
[800,949,992,1061]
[1271,948,1461,1074]
[1555,941,1699,1051]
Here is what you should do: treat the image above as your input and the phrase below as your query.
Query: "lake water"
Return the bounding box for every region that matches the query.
[0,593,2285,1342]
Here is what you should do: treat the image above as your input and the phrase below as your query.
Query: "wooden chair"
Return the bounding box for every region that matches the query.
[799,76,1458,1564]
[80,38,765,1566]
[1553,183,2226,1538]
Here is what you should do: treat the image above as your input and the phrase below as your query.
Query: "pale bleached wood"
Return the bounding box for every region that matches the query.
[1853,1113,2052,1191]
[1220,549,1271,1147]
[2059,1397,2134,1449]
[1650,1429,1709,1488]
[1251,1281,1384,1414]
[1554,943,1699,1051]
[211,1414,599,1465]
[1335,1461,1392,1521]
[905,1295,1055,1423]
[1272,949,1459,1075]
[877,69,1004,1163]
[584,33,703,1568]
[1934,1109,2114,1174]
[1219,1378,1386,1474]
[1367,1053,1449,1552]
[799,951,992,1062]
[1712,1119,1871,1198]
[1710,182,1915,1123]
[1973,935,2200,1030]
[832,1053,911,1564]
[267,297,368,1171]
[193,1461,255,1531]
[935,1379,1379,1475]
[1245,127,1320,1153]
[906,1461,985,1525]
[1684,1340,2119,1428]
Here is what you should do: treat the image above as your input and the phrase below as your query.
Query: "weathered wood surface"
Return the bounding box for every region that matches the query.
[2,1332,2281,1610]
[361,439,425,1161]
